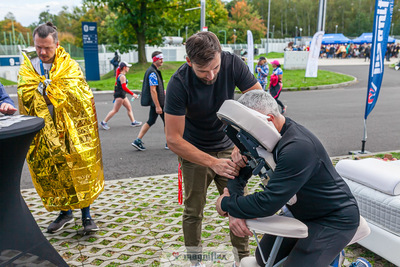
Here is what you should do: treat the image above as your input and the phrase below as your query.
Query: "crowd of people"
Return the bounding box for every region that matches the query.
[284,41,400,62]
[319,43,400,60]
[2,22,379,266]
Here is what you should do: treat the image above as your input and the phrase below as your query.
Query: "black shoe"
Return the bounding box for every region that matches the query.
[132,138,146,151]
[82,217,99,233]
[47,213,74,233]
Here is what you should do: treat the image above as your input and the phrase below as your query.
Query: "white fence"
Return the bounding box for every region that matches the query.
[0,38,296,81]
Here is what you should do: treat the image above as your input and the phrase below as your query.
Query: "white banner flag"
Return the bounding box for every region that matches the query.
[305,31,324,78]
[247,30,254,74]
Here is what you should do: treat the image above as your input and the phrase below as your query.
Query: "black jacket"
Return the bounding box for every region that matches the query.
[222,117,359,230]
[141,64,165,107]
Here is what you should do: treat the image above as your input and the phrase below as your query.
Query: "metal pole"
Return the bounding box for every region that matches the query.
[392,23,394,36]
[272,25,275,38]
[361,119,367,153]
[317,0,326,32]
[200,0,206,31]
[266,0,271,56]
[12,20,16,45]
[186,26,188,41]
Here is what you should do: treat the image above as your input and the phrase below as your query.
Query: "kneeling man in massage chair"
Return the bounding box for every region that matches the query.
[216,90,359,266]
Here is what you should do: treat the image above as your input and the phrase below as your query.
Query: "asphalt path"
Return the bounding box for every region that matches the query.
[5,64,400,189]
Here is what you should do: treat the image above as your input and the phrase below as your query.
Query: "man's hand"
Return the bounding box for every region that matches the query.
[216,188,230,217]
[0,103,17,115]
[156,106,162,114]
[231,146,247,168]
[210,158,240,179]
[229,215,253,238]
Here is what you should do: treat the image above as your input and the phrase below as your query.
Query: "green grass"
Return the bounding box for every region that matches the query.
[257,52,284,59]
[283,68,354,89]
[0,77,17,86]
[88,61,185,91]
[87,60,353,91]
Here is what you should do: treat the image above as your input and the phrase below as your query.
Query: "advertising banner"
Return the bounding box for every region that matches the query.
[247,30,254,74]
[364,0,394,119]
[305,31,324,78]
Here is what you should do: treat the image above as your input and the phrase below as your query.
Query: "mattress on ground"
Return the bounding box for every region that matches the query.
[343,178,400,236]
[336,158,400,196]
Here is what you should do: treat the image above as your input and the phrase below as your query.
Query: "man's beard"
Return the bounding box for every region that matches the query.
[199,74,218,85]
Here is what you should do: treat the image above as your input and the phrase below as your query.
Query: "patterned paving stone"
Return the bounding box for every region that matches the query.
[22,174,262,266]
[22,153,398,267]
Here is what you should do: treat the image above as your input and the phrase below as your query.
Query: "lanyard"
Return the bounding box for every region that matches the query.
[39,60,52,79]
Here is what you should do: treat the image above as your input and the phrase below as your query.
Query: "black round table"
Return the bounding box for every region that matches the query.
[0,115,68,267]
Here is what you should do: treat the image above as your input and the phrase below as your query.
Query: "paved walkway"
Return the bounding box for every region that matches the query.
[11,57,399,266]
[23,174,256,267]
[20,153,397,267]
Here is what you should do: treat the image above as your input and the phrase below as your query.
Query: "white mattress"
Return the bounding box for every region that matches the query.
[336,158,400,196]
[343,178,400,236]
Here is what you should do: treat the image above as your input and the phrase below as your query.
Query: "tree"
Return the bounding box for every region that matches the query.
[38,6,57,25]
[162,0,228,42]
[4,12,16,21]
[0,16,31,45]
[84,0,170,64]
[228,0,267,43]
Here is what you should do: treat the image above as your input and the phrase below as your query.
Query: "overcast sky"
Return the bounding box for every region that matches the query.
[0,0,83,27]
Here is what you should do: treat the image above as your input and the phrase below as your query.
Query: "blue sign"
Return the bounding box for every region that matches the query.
[82,22,100,81]
[364,0,394,119]
[0,57,21,66]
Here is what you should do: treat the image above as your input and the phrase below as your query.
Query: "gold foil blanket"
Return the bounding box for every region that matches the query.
[18,46,104,211]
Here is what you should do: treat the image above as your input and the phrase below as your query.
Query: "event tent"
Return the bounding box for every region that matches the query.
[321,33,352,45]
[352,32,396,44]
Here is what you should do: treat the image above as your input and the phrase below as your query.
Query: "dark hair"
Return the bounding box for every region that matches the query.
[152,51,162,58]
[185,32,221,66]
[33,22,58,43]
[259,56,266,61]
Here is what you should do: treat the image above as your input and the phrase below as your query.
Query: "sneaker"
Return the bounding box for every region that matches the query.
[47,213,74,233]
[132,139,146,151]
[350,257,372,267]
[82,217,99,233]
[100,121,110,130]
[165,143,169,150]
[131,120,142,127]
[330,249,345,267]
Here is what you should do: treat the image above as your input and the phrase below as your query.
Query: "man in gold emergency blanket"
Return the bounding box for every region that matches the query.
[18,22,104,234]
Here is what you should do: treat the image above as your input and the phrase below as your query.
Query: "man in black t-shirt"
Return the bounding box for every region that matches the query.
[164,32,262,264]
[216,90,359,266]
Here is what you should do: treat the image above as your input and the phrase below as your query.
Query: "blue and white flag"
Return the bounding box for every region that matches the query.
[247,30,254,74]
[365,0,394,119]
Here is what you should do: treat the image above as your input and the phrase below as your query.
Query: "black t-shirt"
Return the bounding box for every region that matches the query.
[223,118,359,230]
[165,51,258,152]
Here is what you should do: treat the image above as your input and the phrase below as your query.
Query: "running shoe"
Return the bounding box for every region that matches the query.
[82,217,99,233]
[132,138,146,151]
[47,212,74,233]
[131,120,142,127]
[100,121,110,130]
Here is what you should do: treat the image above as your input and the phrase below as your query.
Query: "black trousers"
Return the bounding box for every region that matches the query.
[146,105,165,127]
[255,220,358,266]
